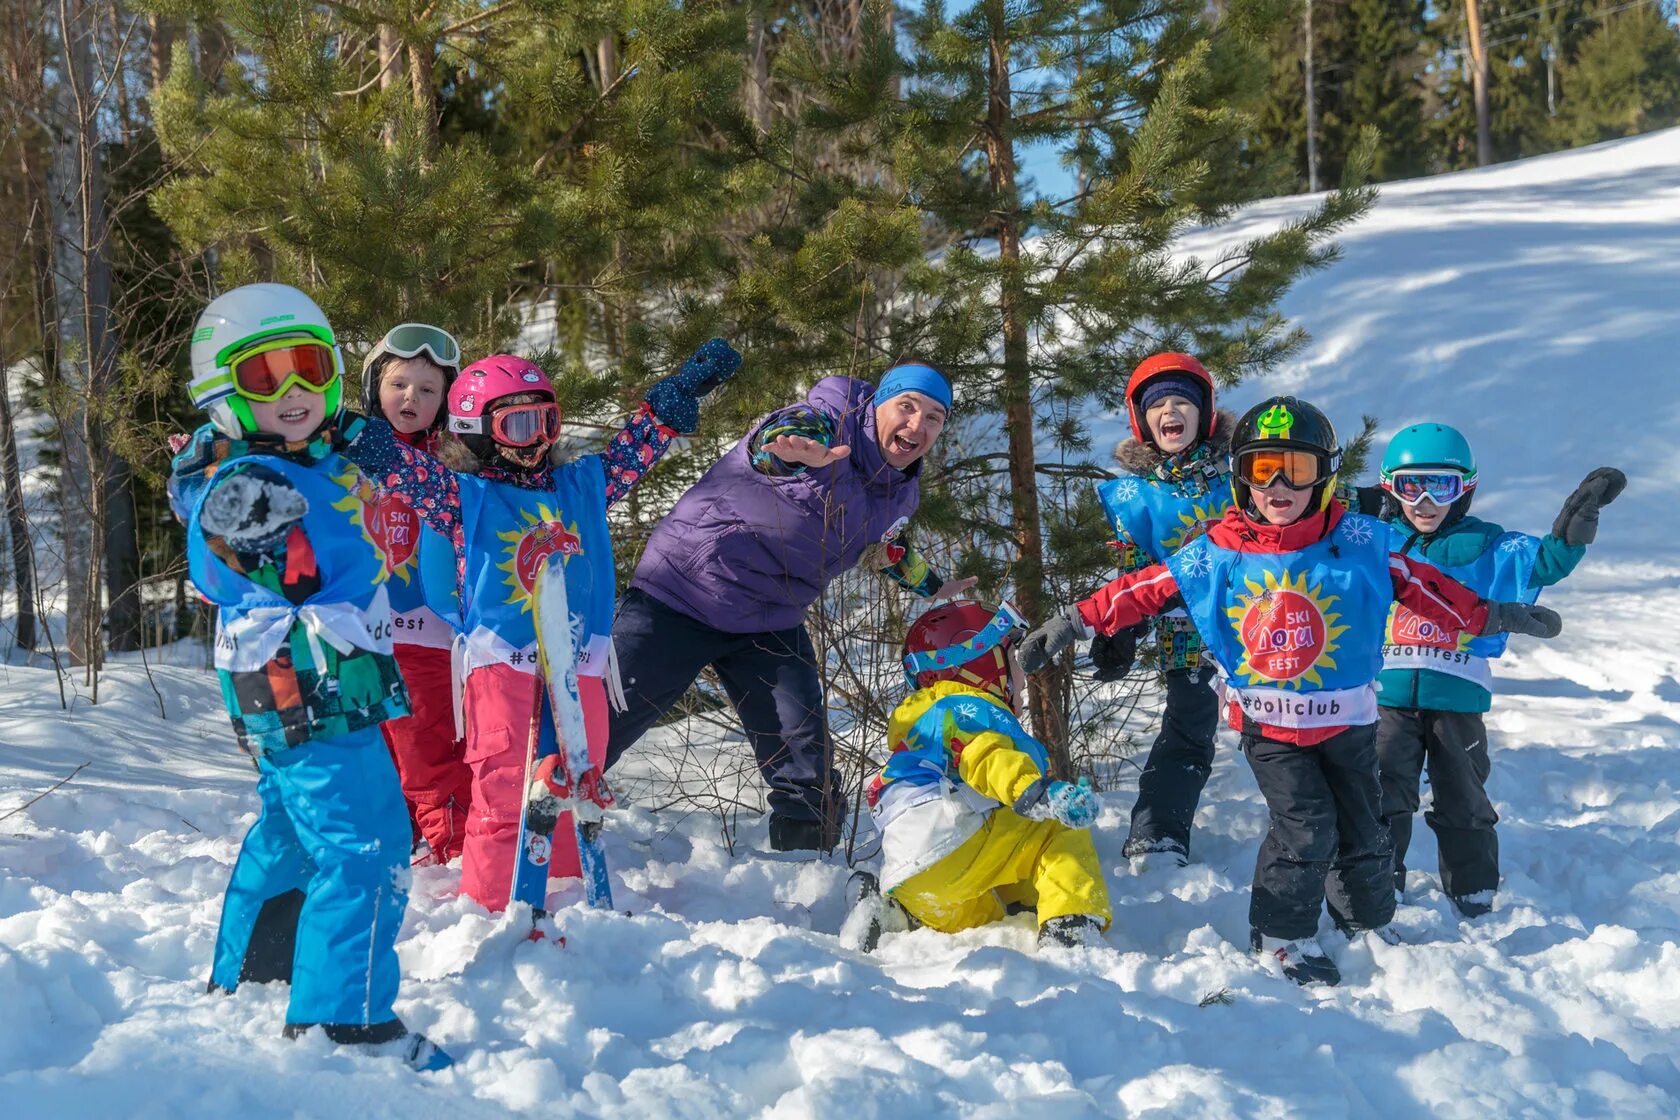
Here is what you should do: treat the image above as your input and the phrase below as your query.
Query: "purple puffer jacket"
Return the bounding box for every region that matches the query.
[633,377,921,634]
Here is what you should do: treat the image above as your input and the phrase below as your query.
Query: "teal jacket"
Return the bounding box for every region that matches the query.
[1377,513,1584,713]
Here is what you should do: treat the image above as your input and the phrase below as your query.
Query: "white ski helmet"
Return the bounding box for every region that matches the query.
[189,283,345,438]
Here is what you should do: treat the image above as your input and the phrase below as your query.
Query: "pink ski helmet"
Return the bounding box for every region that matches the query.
[447,354,558,463]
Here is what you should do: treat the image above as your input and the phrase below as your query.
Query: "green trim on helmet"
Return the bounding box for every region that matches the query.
[214,322,337,369]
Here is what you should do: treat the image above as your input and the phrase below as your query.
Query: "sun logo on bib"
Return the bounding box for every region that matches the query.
[1386,604,1471,652]
[497,502,584,612]
[1224,570,1349,689]
[328,466,393,584]
[1162,499,1231,553]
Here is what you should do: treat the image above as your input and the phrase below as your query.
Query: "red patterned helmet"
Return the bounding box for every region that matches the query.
[901,601,1026,696]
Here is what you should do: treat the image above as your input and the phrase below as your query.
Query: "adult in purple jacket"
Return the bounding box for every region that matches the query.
[607,363,976,851]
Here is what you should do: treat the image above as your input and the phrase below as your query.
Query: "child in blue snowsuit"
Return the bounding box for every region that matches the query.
[1374,423,1624,917]
[171,283,445,1068]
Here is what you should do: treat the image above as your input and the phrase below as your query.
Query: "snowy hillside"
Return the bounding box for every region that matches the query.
[5,131,1680,1117]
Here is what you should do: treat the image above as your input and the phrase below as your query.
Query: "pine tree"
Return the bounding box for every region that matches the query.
[1343,0,1428,181]
[1252,0,1429,190]
[733,0,1376,768]
[150,0,747,397]
[1554,1,1680,147]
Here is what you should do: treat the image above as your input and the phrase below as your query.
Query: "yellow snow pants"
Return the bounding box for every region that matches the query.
[891,810,1112,934]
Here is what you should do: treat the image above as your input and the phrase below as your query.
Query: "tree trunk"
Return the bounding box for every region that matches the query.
[1464,0,1492,166]
[147,12,172,95]
[1304,0,1319,192]
[46,0,118,671]
[983,2,1069,774]
[0,342,38,652]
[746,9,770,133]
[408,38,437,154]
[104,451,141,650]
[379,24,403,148]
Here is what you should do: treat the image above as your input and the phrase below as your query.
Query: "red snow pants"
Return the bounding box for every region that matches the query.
[380,643,472,862]
[457,661,611,911]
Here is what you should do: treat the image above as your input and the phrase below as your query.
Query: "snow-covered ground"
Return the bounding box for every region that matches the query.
[5,130,1680,1116]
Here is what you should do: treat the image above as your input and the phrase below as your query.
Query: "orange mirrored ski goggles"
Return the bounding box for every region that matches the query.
[1235,447,1325,490]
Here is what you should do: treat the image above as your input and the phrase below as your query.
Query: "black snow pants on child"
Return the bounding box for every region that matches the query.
[1376,707,1498,902]
[1124,663,1220,859]
[1243,724,1396,941]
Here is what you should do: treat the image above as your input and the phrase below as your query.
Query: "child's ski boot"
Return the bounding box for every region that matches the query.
[1037,914,1105,949]
[1252,930,1341,986]
[1122,837,1189,873]
[840,870,914,953]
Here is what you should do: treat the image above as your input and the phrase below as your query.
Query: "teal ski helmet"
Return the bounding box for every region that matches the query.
[1380,423,1478,483]
[1380,423,1479,524]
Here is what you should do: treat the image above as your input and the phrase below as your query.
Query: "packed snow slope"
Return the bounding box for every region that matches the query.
[4,132,1680,1118]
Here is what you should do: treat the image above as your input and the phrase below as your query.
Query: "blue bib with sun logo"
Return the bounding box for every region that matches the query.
[1096,463,1233,564]
[1096,459,1234,670]
[1166,512,1393,729]
[187,450,408,752]
[1380,524,1540,690]
[456,456,615,677]
[368,489,461,650]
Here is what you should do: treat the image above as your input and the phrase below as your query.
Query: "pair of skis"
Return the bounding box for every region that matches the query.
[509,557,615,929]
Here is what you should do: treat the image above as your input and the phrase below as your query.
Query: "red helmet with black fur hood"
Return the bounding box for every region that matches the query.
[1125,353,1217,445]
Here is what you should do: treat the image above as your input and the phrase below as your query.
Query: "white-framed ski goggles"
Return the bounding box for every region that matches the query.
[900,601,1027,682]
[362,322,462,378]
[1385,468,1474,507]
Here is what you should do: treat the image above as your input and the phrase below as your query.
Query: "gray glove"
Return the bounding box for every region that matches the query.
[1017,608,1094,674]
[1479,600,1563,640]
[1552,467,1626,547]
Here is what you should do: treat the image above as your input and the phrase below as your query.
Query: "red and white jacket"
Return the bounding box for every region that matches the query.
[1076,505,1490,746]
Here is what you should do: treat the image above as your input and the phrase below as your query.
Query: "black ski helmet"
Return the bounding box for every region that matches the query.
[1230,396,1343,516]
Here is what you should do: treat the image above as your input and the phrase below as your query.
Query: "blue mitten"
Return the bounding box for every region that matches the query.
[1014,776,1101,830]
[644,338,743,434]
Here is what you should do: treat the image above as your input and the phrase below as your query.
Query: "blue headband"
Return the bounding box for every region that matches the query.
[876,363,953,412]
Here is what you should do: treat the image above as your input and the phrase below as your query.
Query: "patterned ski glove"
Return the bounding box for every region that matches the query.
[1551,467,1626,547]
[643,338,743,435]
[1014,776,1101,830]
[1089,622,1146,682]
[1479,600,1563,640]
[199,463,310,551]
[1017,607,1094,674]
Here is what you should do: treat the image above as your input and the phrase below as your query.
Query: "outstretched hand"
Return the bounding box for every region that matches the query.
[1552,467,1626,547]
[928,575,979,601]
[762,434,851,469]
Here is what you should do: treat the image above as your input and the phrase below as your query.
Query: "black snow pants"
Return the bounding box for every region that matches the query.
[1243,724,1396,941]
[1124,664,1220,859]
[1376,707,1498,901]
[604,587,838,835]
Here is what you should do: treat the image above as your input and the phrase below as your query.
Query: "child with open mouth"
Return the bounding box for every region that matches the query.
[1019,396,1566,987]
[1091,354,1236,870]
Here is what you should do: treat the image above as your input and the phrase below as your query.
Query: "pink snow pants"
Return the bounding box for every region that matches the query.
[457,661,611,911]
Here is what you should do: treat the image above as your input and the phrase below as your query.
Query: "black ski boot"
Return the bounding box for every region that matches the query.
[1451,892,1494,919]
[1037,914,1104,950]
[1122,836,1189,871]
[770,814,836,854]
[1252,929,1341,986]
[840,870,913,952]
